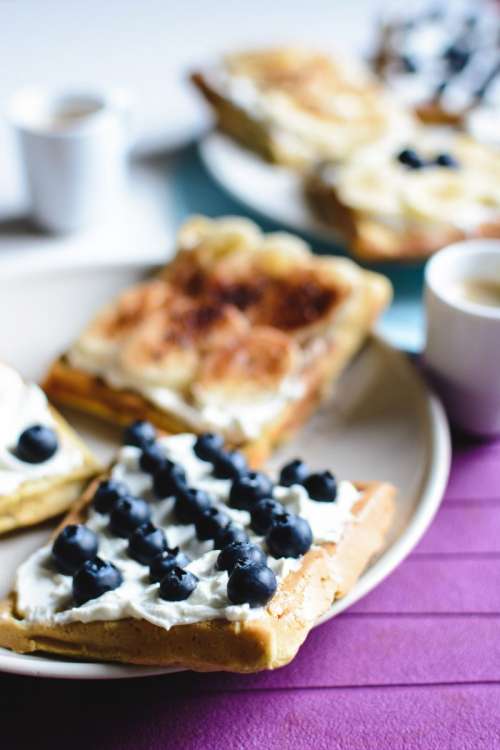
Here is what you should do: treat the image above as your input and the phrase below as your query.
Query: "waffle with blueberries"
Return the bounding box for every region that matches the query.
[371,0,500,137]
[0,362,99,535]
[306,130,500,262]
[0,422,395,672]
[42,215,391,466]
[192,47,416,168]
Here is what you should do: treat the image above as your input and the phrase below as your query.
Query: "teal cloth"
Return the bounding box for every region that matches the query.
[171,145,426,352]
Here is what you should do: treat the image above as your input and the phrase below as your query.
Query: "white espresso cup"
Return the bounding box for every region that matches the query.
[424,239,500,437]
[8,87,130,233]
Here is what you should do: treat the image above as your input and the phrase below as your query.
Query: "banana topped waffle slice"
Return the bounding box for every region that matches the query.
[0,429,395,672]
[192,47,415,168]
[306,131,500,262]
[43,216,391,465]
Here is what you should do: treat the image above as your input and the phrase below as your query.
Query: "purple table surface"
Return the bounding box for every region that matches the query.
[2,435,500,750]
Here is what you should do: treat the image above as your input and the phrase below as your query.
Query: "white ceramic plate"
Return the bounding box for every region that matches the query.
[0,260,450,679]
[199,131,342,244]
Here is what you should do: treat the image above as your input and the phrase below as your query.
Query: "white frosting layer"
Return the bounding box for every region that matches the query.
[0,364,84,495]
[67,345,305,443]
[15,434,360,630]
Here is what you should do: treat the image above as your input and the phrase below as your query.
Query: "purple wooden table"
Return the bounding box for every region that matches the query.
[1,434,500,749]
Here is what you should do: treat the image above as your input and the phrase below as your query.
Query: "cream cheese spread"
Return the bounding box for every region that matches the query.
[15,434,361,630]
[0,363,84,496]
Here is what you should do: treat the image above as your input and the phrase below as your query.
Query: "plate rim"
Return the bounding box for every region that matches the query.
[0,262,451,680]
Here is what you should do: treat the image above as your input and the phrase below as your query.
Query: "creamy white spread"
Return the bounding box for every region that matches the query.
[15,434,360,630]
[0,363,84,496]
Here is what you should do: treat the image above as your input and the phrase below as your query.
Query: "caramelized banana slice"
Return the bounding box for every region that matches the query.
[120,302,249,390]
[193,327,298,407]
[72,280,172,367]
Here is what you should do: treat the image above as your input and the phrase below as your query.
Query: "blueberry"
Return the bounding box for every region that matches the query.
[397,148,424,169]
[109,495,151,538]
[123,420,156,449]
[279,459,309,487]
[72,557,123,606]
[195,506,230,541]
[228,471,273,510]
[444,44,470,74]
[128,522,167,565]
[193,432,224,462]
[250,498,285,535]
[149,548,190,583]
[212,450,248,480]
[266,513,313,558]
[93,479,128,514]
[153,461,187,499]
[174,487,212,524]
[304,471,337,502]
[15,425,58,464]
[213,522,249,549]
[139,442,167,474]
[159,566,198,601]
[400,54,418,74]
[434,153,459,169]
[52,524,99,575]
[216,541,267,573]
[227,564,277,608]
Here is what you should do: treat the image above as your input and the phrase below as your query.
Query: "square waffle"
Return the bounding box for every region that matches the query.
[0,363,99,535]
[0,432,395,672]
[192,47,415,168]
[43,216,392,465]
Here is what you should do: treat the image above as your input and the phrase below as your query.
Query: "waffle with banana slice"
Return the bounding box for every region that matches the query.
[192,47,415,168]
[306,132,500,262]
[43,216,391,464]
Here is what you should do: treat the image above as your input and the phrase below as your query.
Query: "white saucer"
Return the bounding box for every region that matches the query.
[0,259,450,678]
[199,131,341,244]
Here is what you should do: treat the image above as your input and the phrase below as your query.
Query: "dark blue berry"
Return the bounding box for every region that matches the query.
[229,472,273,510]
[52,524,98,575]
[15,425,58,464]
[174,487,212,524]
[128,522,167,565]
[149,548,190,583]
[193,432,224,462]
[153,461,187,499]
[216,541,267,573]
[212,450,248,480]
[250,498,285,535]
[434,152,459,169]
[93,479,128,514]
[401,54,418,73]
[213,522,249,549]
[195,506,230,541]
[123,420,156,449]
[304,471,337,502]
[444,44,470,74]
[72,557,123,606]
[227,563,277,608]
[109,495,151,538]
[139,442,167,474]
[279,459,309,487]
[266,513,313,558]
[159,566,198,601]
[397,148,424,169]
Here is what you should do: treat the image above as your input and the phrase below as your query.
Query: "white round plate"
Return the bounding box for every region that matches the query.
[199,131,342,244]
[0,259,450,679]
